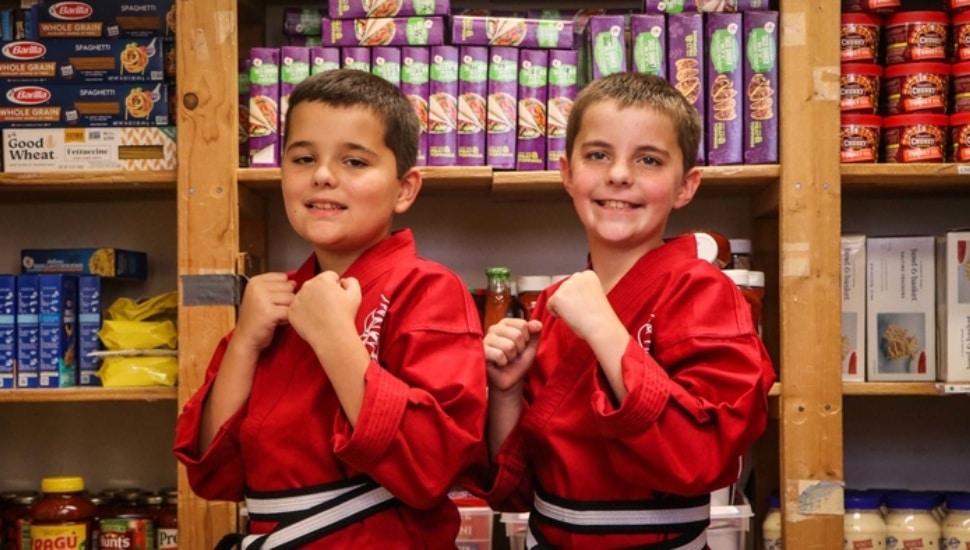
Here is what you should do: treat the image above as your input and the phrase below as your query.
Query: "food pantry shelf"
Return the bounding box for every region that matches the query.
[0,387,177,403]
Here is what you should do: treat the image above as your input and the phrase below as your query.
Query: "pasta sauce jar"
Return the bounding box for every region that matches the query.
[29,477,95,550]
[884,492,941,550]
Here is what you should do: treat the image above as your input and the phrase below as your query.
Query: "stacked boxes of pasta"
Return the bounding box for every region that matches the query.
[0,0,176,173]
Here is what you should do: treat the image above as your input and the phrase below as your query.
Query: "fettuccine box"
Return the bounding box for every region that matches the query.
[0,38,165,82]
[866,236,936,382]
[0,82,169,127]
[2,127,176,172]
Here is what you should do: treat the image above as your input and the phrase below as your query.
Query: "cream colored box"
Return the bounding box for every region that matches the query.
[2,127,176,172]
[841,235,866,382]
[936,230,970,383]
[866,236,936,381]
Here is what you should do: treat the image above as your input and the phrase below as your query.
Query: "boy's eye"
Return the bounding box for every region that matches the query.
[345,158,368,168]
[638,156,661,166]
[585,151,608,161]
[290,155,314,165]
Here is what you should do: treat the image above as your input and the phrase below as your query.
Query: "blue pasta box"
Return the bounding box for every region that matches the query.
[0,275,15,389]
[38,274,77,388]
[16,274,40,388]
[28,0,175,39]
[0,38,166,82]
[77,275,101,386]
[0,82,169,128]
[21,247,147,279]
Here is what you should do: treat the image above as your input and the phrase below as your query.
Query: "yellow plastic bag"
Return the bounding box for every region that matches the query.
[97,355,179,387]
[107,291,178,321]
[99,319,177,350]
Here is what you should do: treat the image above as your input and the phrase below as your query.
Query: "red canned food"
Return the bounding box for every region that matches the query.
[841,13,883,63]
[954,11,970,62]
[952,0,970,13]
[884,62,950,115]
[841,63,883,113]
[950,112,970,161]
[842,0,901,14]
[953,62,970,113]
[884,11,949,65]
[841,114,882,163]
[883,113,948,162]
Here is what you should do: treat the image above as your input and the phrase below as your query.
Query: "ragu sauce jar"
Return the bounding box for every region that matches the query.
[883,113,948,162]
[29,477,95,550]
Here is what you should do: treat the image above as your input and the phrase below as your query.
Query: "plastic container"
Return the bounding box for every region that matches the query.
[954,11,970,62]
[884,492,941,550]
[883,62,950,115]
[882,114,948,163]
[952,61,970,113]
[501,512,529,550]
[841,114,882,163]
[841,13,883,63]
[942,493,970,550]
[455,504,495,550]
[884,11,949,65]
[951,112,970,162]
[707,490,753,550]
[762,494,781,550]
[841,63,882,114]
[844,490,887,550]
[157,491,178,550]
[30,477,96,550]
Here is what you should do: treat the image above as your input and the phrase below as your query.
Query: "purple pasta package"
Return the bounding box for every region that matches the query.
[743,11,779,164]
[329,0,451,19]
[705,12,743,166]
[486,46,518,170]
[667,13,706,165]
[546,49,578,170]
[248,47,280,168]
[516,49,548,171]
[402,47,430,166]
[428,45,458,166]
[372,46,402,86]
[456,46,488,166]
[280,46,310,142]
[630,14,666,78]
[309,47,340,75]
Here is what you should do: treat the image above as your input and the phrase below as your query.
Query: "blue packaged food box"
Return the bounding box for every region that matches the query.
[38,274,77,388]
[16,274,40,388]
[21,247,147,279]
[0,275,15,389]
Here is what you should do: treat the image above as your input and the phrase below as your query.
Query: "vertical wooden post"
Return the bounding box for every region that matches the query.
[778,0,844,547]
[175,0,241,547]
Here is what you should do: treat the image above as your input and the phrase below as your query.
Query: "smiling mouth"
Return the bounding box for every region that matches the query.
[596,199,640,210]
[307,201,347,210]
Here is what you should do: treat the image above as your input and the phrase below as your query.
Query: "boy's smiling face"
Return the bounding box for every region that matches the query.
[560,100,700,258]
[281,102,420,272]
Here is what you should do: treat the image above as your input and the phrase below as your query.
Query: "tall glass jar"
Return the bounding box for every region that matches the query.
[483,267,512,332]
[844,490,887,550]
[30,477,95,550]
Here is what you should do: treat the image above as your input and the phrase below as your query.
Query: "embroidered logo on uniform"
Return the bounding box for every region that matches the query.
[636,314,656,352]
[360,294,389,361]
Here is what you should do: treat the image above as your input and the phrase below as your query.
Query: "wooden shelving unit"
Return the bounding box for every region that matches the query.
[0,387,177,403]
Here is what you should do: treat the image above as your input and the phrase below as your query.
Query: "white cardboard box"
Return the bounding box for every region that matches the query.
[866,236,936,381]
[936,230,970,382]
[2,127,176,172]
[842,234,866,382]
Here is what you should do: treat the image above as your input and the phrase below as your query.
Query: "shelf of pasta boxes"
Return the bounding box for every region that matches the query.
[499,492,753,550]
[451,495,495,550]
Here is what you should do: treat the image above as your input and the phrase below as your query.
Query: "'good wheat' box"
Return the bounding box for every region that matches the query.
[3,126,176,172]
[867,236,936,381]
[936,230,970,382]
[842,234,866,382]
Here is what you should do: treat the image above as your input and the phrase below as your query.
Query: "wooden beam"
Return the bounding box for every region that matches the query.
[778,0,845,547]
[176,0,240,547]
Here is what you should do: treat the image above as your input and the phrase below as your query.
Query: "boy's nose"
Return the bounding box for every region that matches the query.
[607,161,632,186]
[312,163,336,187]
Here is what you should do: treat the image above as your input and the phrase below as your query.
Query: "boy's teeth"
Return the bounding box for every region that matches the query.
[601,200,632,209]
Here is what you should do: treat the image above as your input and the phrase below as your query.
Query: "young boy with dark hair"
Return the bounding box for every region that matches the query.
[174,69,487,549]
[479,72,775,548]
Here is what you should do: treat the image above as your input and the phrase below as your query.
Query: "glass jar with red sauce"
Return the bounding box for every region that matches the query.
[29,477,95,550]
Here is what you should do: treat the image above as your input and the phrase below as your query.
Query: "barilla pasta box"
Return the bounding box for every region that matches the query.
[77,274,101,386]
[667,13,705,165]
[401,47,429,165]
[309,47,340,75]
[329,0,451,19]
[280,46,310,144]
[456,45,488,166]
[2,127,176,172]
[0,82,169,128]
[866,236,936,382]
[322,17,446,47]
[841,235,866,382]
[428,45,458,166]
[546,49,577,170]
[38,274,77,388]
[16,274,40,388]
[486,47,518,170]
[0,275,15,389]
[21,248,148,279]
[341,46,371,72]
[583,15,626,82]
[743,11,779,165]
[936,230,970,383]
[515,49,548,172]
[248,47,280,168]
[29,0,176,38]
[706,12,743,166]
[283,7,324,36]
[451,16,574,49]
[0,38,165,82]
[630,14,666,78]
[372,46,402,87]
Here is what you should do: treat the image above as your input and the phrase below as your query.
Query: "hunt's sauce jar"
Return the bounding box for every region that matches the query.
[99,490,155,550]
[29,477,95,550]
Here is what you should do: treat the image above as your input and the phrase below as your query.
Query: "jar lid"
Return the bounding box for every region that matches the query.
[951,112,970,125]
[884,62,951,77]
[946,492,970,511]
[485,267,511,280]
[885,10,950,25]
[884,113,950,127]
[841,12,883,25]
[841,114,883,127]
[693,232,719,264]
[516,275,551,292]
[841,63,884,77]
[748,271,765,288]
[845,490,883,510]
[41,476,85,494]
[729,239,752,254]
[722,269,750,287]
[954,9,970,24]
[884,492,940,511]
[768,493,780,509]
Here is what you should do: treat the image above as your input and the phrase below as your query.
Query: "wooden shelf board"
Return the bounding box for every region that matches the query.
[772,382,961,396]
[842,164,970,193]
[0,172,176,201]
[0,387,178,403]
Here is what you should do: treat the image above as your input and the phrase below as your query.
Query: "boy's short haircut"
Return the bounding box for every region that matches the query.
[284,69,421,177]
[565,73,702,173]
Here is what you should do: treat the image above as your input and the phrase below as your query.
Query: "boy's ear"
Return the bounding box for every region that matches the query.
[559,154,573,196]
[673,167,701,209]
[394,167,423,214]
